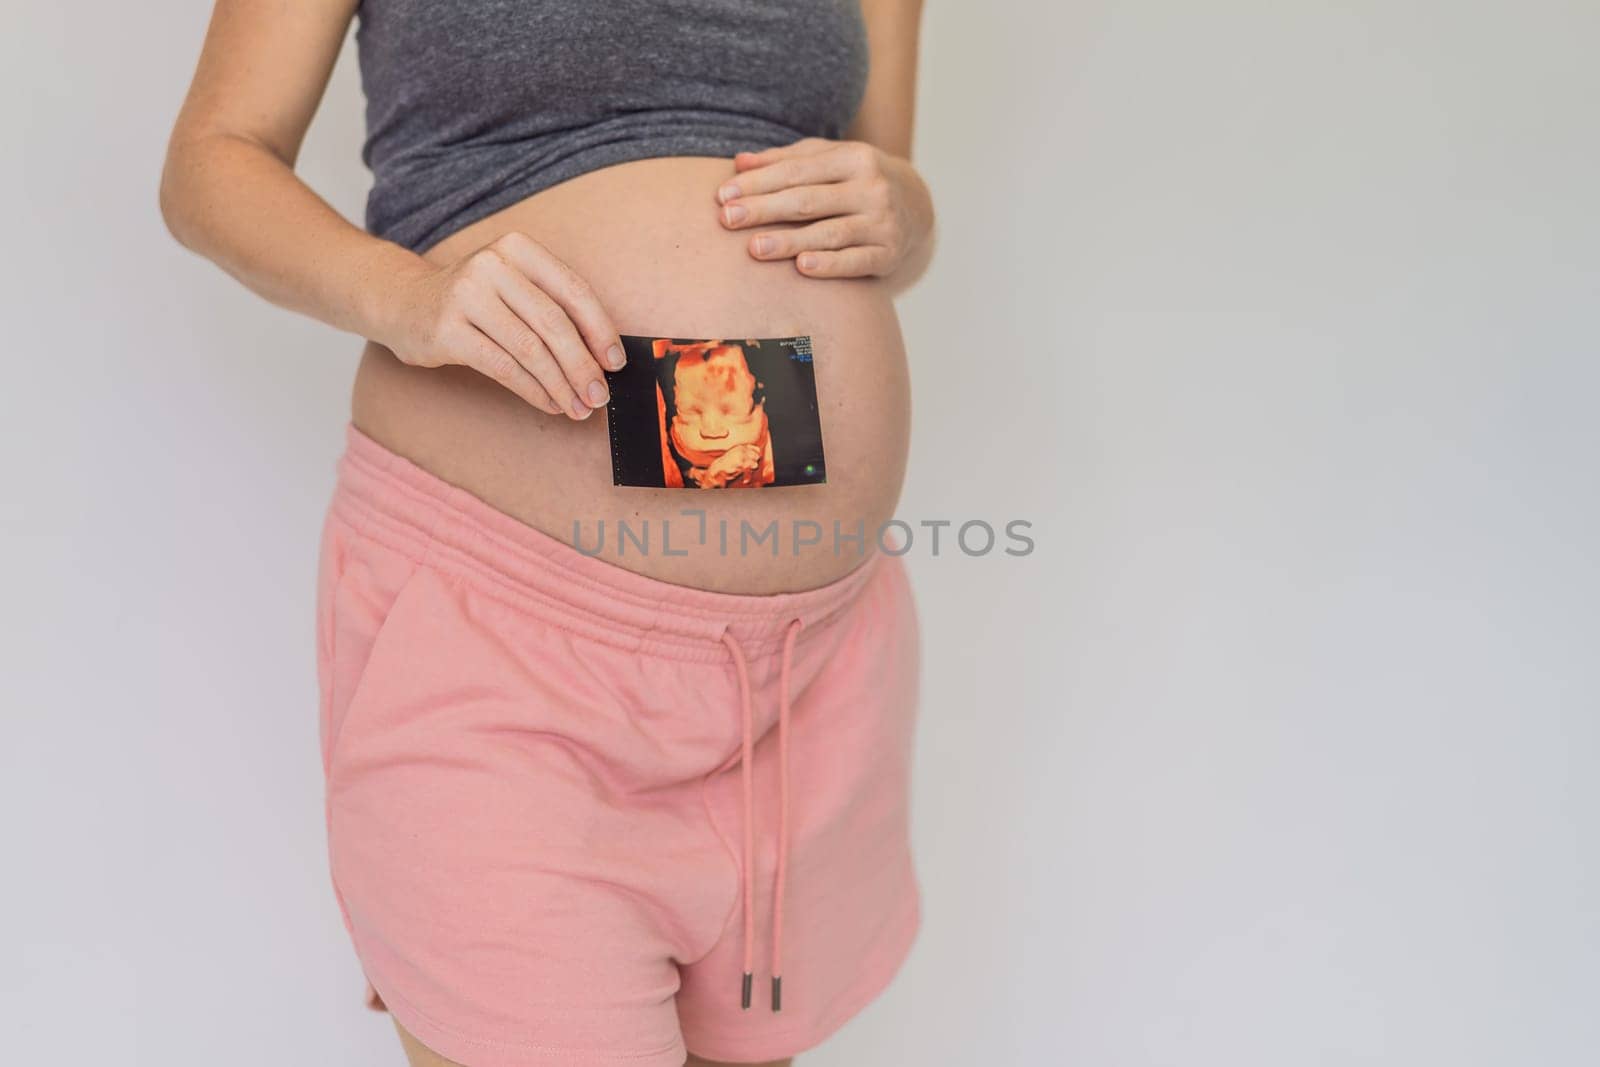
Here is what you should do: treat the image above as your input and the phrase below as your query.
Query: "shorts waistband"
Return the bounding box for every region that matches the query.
[331,423,884,663]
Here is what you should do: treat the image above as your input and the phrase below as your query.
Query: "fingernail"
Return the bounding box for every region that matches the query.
[607,343,625,369]
[587,380,609,406]
[718,184,740,204]
[799,253,818,270]
[570,397,591,419]
[723,203,747,225]
[754,236,774,256]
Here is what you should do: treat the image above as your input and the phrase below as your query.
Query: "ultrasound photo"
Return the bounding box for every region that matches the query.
[604,335,828,489]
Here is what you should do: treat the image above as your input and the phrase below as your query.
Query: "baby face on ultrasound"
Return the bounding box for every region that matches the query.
[663,343,775,489]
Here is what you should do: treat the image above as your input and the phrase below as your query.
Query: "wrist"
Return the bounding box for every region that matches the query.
[882,156,936,294]
[348,238,433,347]
[895,156,935,246]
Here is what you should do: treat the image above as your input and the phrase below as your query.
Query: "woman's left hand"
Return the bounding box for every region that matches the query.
[715,138,933,280]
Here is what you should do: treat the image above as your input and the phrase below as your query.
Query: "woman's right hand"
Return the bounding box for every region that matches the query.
[374,232,626,420]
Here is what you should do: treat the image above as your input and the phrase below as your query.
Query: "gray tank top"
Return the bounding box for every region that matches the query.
[355,1,870,253]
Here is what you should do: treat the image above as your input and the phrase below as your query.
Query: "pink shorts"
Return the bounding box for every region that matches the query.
[315,426,922,1066]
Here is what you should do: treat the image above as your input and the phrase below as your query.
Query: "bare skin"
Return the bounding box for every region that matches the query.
[163,0,931,1060]
[162,0,933,595]
[347,153,918,592]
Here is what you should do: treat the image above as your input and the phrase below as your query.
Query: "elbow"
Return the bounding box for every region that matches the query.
[158,151,196,251]
[159,128,222,252]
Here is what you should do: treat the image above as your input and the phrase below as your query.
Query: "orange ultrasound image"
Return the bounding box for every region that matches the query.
[655,339,776,488]
[605,335,828,490]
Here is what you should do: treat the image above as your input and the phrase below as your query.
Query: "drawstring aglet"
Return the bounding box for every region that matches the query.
[740,971,753,1010]
[771,975,783,1012]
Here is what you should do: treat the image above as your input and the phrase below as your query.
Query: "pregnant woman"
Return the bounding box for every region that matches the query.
[160,2,934,1065]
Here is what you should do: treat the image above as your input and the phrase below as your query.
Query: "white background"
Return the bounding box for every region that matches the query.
[5,1,1598,1063]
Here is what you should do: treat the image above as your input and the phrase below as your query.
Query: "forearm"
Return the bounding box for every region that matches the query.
[159,131,423,343]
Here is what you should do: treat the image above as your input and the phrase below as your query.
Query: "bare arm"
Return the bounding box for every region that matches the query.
[848,0,935,293]
[716,0,936,295]
[159,0,623,420]
[159,0,409,338]
[846,0,925,158]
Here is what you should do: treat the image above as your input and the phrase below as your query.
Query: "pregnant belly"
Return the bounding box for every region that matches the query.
[350,156,911,594]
